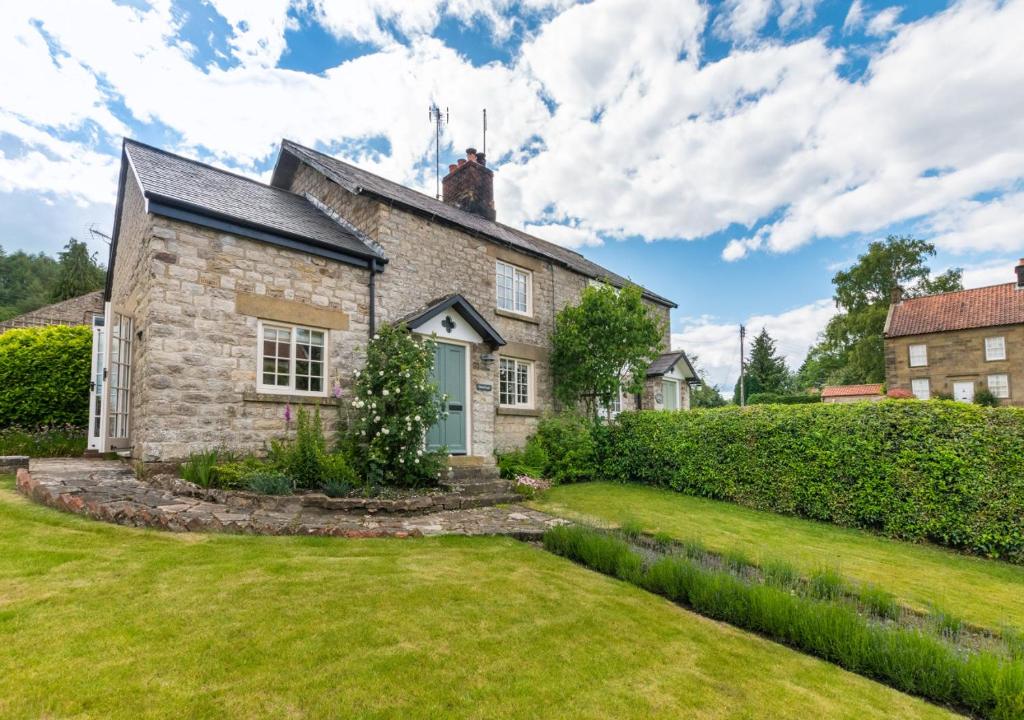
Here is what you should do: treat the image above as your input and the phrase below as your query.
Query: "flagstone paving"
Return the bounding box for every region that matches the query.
[16,458,568,539]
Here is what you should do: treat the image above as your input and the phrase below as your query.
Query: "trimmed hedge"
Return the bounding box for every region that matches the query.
[602,402,1024,562]
[0,325,92,428]
[746,392,821,405]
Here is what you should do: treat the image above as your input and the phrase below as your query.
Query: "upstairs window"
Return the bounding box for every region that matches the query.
[908,344,928,367]
[985,336,1006,361]
[499,357,532,408]
[496,260,531,315]
[258,321,327,396]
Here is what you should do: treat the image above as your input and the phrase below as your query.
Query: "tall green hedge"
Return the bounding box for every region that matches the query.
[0,325,92,428]
[602,402,1024,562]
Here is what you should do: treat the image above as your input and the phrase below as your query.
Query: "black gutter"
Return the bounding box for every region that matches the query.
[146,196,386,272]
[368,258,377,338]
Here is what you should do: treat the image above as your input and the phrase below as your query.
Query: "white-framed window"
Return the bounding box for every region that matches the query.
[988,374,1010,399]
[911,377,931,400]
[908,344,928,367]
[499,357,533,408]
[599,390,623,419]
[985,336,1006,361]
[257,321,328,396]
[496,260,531,315]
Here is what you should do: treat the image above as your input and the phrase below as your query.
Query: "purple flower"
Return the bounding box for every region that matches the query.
[333,382,342,399]
[284,403,292,423]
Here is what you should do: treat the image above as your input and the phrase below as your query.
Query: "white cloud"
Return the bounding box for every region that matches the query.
[957,257,1022,289]
[673,298,836,390]
[925,190,1024,254]
[866,6,901,36]
[842,0,864,33]
[0,0,1021,266]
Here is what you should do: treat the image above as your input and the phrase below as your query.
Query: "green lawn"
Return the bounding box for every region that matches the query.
[0,477,959,719]
[532,482,1024,632]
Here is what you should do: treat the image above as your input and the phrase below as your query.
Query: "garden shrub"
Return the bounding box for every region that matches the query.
[529,413,599,484]
[180,449,221,488]
[347,323,446,488]
[0,325,91,428]
[0,425,86,457]
[244,469,292,495]
[601,402,1024,562]
[496,437,548,480]
[975,389,999,407]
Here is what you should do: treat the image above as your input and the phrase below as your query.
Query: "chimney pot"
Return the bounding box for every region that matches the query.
[890,286,903,304]
[1015,259,1024,288]
[442,143,496,221]
[448,163,457,173]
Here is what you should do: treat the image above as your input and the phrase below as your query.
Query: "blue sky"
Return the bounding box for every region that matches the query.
[1,0,1022,389]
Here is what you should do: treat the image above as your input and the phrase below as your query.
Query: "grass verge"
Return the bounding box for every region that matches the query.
[544,524,1024,720]
[533,482,1024,631]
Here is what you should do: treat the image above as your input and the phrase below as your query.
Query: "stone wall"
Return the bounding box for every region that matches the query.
[885,324,1024,406]
[108,180,373,461]
[287,162,674,452]
[0,290,104,333]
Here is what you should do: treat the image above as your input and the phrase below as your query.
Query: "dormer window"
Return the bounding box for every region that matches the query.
[496,260,531,316]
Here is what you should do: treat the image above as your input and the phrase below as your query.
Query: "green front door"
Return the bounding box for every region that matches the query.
[427,342,467,454]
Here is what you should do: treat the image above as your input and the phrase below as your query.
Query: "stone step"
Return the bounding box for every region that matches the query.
[448,465,501,481]
[458,492,521,508]
[445,479,514,496]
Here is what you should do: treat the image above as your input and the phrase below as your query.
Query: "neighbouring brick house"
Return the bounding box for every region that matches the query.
[91,139,681,462]
[884,260,1024,405]
[821,383,883,403]
[0,290,104,334]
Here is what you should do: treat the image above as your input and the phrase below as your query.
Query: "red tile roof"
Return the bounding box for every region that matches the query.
[821,383,883,398]
[886,282,1024,338]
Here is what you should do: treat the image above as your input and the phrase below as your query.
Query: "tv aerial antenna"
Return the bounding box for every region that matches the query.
[428,104,448,199]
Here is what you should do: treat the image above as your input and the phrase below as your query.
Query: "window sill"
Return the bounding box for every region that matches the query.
[243,391,338,406]
[495,308,539,325]
[497,406,540,417]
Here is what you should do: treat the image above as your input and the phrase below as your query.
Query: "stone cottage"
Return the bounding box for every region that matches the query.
[90,138,682,463]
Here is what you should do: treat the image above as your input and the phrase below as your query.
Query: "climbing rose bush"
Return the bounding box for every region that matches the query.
[348,323,446,487]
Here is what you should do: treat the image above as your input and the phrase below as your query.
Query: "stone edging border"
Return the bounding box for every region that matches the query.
[15,467,421,538]
[146,474,517,515]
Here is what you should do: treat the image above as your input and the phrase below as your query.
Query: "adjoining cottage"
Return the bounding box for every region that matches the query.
[89,139,680,463]
[884,260,1024,405]
[0,290,104,334]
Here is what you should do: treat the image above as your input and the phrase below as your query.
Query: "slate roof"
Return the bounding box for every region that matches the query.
[123,140,383,262]
[647,350,697,379]
[396,293,506,348]
[821,383,883,398]
[272,140,676,308]
[885,283,1024,337]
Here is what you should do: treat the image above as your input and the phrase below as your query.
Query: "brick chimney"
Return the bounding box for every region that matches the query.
[1016,258,1024,289]
[442,147,495,221]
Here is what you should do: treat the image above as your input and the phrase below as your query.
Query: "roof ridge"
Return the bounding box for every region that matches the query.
[124,138,281,193]
[899,281,1015,303]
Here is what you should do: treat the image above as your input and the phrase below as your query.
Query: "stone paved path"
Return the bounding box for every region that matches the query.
[16,458,569,539]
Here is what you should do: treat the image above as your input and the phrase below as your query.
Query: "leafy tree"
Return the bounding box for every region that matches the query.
[687,353,727,408]
[50,238,106,302]
[733,327,790,403]
[0,247,59,320]
[551,283,666,416]
[799,236,962,386]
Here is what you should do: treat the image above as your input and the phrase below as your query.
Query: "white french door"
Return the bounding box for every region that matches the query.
[106,313,133,449]
[87,315,106,451]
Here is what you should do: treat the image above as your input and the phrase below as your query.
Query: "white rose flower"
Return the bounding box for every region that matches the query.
[414,415,421,421]
[382,427,390,435]
[374,415,380,422]
[378,370,384,376]
[382,389,389,396]
[414,458,419,464]
[416,449,423,456]
[394,387,400,394]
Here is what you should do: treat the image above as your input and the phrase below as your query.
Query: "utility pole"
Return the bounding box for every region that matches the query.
[739,324,746,407]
